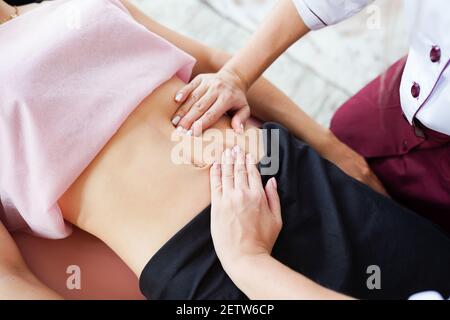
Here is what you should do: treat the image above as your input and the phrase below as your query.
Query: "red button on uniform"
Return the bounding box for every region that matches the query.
[411,82,421,98]
[430,46,441,63]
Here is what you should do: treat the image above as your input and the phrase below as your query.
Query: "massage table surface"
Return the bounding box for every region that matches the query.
[13,228,144,300]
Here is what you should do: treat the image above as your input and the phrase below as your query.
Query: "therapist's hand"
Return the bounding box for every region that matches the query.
[209,147,282,272]
[172,69,251,136]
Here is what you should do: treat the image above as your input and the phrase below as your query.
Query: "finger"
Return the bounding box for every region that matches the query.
[172,79,202,126]
[192,98,228,136]
[231,105,251,134]
[172,80,201,126]
[178,88,217,130]
[210,162,222,201]
[246,153,262,190]
[176,85,208,128]
[233,146,248,190]
[265,178,282,219]
[221,149,234,192]
[174,77,201,104]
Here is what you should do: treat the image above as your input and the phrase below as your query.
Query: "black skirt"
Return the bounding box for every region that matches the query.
[139,123,450,300]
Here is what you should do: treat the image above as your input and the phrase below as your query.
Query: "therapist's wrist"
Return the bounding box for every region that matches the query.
[220,64,251,92]
[223,253,281,298]
[224,253,274,281]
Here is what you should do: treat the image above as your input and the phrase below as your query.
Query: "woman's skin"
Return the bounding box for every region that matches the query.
[0,215,61,299]
[210,149,351,300]
[0,0,12,21]
[0,0,346,299]
[171,0,388,196]
[0,0,37,20]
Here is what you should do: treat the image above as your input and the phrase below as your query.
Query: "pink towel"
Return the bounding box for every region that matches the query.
[0,0,196,238]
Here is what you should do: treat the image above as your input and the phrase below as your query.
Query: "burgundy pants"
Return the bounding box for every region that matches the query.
[331,58,450,234]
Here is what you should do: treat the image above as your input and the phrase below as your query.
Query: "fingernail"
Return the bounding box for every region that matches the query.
[235,123,244,134]
[186,130,193,136]
[271,177,277,189]
[176,126,184,132]
[233,145,241,154]
[172,116,181,126]
[175,92,183,102]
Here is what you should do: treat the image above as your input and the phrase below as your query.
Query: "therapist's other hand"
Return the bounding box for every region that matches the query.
[210,147,282,272]
[172,69,251,136]
[325,136,389,197]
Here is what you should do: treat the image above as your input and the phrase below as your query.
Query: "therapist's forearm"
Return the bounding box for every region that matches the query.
[223,0,310,89]
[246,77,336,157]
[228,254,352,300]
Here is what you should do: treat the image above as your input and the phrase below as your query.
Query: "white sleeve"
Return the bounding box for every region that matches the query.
[292,0,375,30]
[409,291,448,300]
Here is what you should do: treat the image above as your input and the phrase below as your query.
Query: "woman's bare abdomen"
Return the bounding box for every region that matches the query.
[58,76,263,276]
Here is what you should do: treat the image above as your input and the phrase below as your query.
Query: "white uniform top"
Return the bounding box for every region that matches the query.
[293,0,450,136]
